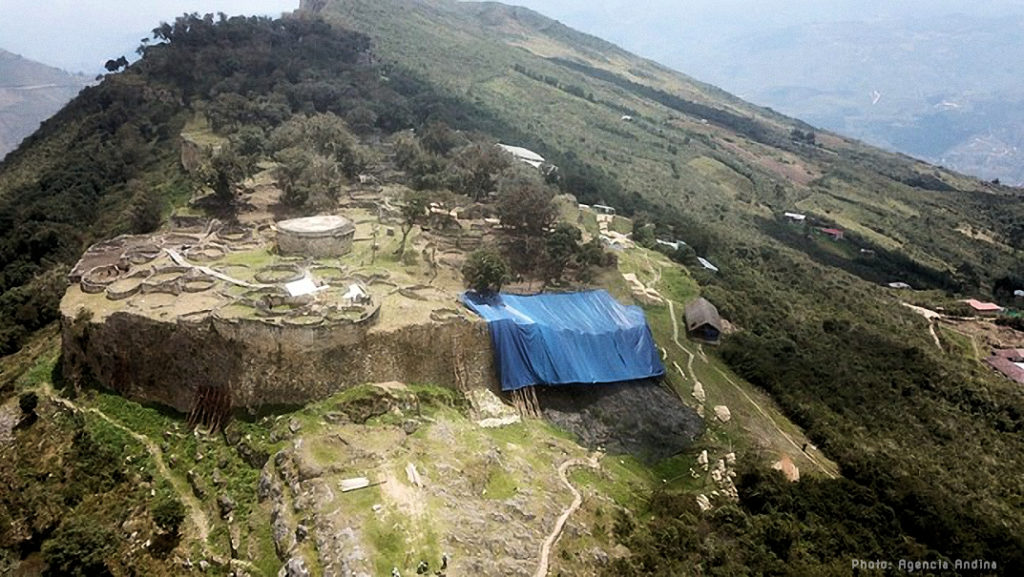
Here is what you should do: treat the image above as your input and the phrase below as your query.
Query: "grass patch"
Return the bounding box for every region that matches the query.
[571,455,651,509]
[484,468,518,500]
[15,346,60,390]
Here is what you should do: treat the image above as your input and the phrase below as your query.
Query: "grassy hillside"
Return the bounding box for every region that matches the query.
[308,0,1024,569]
[0,2,1021,574]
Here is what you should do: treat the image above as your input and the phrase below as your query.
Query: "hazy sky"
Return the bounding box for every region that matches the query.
[0,1,298,72]
[2,0,1023,73]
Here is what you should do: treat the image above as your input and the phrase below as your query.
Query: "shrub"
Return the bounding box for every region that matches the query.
[462,249,510,295]
[151,490,186,534]
[19,392,39,415]
[42,515,115,577]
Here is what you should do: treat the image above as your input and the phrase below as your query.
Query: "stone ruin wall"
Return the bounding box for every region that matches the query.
[61,310,498,414]
[276,232,354,259]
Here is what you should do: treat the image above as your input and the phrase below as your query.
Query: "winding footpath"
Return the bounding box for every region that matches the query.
[42,384,211,542]
[901,303,943,351]
[666,300,837,479]
[533,455,601,577]
[40,384,262,573]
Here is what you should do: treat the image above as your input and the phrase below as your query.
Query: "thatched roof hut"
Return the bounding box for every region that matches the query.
[685,297,722,344]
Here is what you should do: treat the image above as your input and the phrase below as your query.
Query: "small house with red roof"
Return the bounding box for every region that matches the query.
[818,227,844,240]
[985,349,1024,385]
[963,299,1003,316]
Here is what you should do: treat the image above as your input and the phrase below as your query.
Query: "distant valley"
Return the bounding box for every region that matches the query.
[681,13,1024,185]
[507,3,1024,185]
[0,49,92,160]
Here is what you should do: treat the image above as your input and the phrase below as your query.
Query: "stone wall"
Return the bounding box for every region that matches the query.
[276,229,354,258]
[180,135,206,175]
[61,310,497,414]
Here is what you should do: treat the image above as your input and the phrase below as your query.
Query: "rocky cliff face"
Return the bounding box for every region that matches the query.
[61,309,497,415]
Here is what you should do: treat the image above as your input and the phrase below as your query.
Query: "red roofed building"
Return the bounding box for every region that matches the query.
[819,227,844,240]
[985,349,1024,385]
[963,299,1004,315]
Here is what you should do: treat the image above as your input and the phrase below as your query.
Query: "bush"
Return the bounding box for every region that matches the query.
[462,249,510,295]
[19,392,39,415]
[42,515,115,577]
[151,490,186,534]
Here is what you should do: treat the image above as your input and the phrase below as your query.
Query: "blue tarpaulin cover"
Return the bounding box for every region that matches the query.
[460,290,665,391]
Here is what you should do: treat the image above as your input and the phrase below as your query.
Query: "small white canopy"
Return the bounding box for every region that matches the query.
[343,284,368,301]
[285,276,328,298]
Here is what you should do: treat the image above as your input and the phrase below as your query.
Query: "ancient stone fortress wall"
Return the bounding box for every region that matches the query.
[60,219,497,422]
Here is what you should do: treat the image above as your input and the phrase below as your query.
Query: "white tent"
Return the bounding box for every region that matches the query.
[285,276,328,298]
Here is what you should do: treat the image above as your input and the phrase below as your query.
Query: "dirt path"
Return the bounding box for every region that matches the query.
[707,366,836,479]
[667,299,836,479]
[533,455,601,577]
[965,331,983,363]
[901,303,943,351]
[39,385,266,572]
[928,324,942,351]
[42,385,212,542]
[667,299,697,385]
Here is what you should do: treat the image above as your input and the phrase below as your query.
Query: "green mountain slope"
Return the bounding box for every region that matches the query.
[0,49,91,159]
[0,2,1021,574]
[311,0,1022,272]
[312,0,1024,568]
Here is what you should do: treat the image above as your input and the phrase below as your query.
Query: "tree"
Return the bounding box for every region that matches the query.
[446,142,510,200]
[271,113,364,208]
[631,212,656,248]
[575,237,612,282]
[393,132,447,190]
[270,113,364,178]
[104,56,129,73]
[197,145,250,204]
[545,223,582,283]
[496,167,556,238]
[462,249,510,295]
[397,191,430,257]
[495,167,556,277]
[345,106,378,135]
[419,121,463,155]
[123,183,163,234]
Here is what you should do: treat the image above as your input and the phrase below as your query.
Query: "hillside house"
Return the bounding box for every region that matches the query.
[985,349,1024,385]
[697,257,719,273]
[593,204,616,215]
[656,239,686,251]
[819,227,845,240]
[685,297,723,344]
[497,143,546,168]
[784,212,806,223]
[964,299,1003,316]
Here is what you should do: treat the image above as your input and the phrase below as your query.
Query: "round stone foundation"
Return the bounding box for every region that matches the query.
[276,215,355,258]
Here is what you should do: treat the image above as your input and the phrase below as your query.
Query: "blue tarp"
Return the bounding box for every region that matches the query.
[460,290,665,391]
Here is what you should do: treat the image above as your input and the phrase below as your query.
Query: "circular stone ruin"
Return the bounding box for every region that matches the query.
[276,215,355,258]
